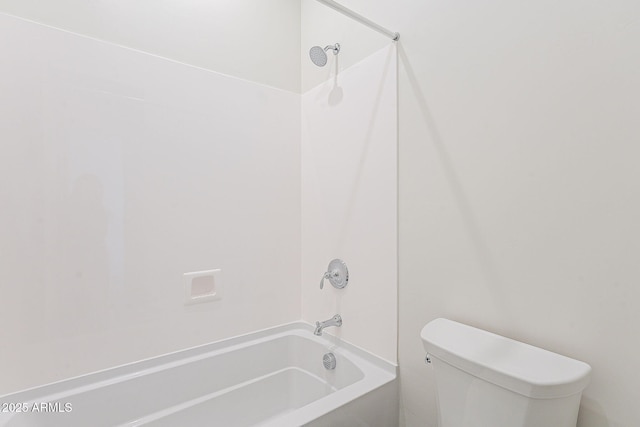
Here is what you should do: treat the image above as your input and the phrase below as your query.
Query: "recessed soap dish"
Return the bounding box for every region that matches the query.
[183,269,221,305]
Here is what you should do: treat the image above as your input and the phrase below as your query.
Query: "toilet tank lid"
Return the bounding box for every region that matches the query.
[420,318,591,399]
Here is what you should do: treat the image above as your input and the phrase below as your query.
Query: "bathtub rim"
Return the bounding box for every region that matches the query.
[0,322,397,416]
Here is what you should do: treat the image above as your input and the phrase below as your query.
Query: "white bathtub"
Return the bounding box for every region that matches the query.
[0,323,397,427]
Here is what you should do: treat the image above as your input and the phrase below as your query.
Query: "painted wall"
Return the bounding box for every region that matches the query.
[0,13,301,394]
[301,45,398,364]
[303,0,640,426]
[0,0,301,92]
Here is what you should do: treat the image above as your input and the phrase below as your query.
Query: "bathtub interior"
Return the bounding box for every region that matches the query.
[0,323,395,427]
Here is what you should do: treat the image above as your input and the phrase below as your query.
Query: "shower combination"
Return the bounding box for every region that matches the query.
[309,43,340,67]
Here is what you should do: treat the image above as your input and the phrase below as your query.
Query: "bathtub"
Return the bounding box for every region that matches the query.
[0,322,397,427]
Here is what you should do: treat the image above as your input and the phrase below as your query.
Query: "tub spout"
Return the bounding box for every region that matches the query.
[314,314,342,336]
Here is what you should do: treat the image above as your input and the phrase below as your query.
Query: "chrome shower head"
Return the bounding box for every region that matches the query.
[309,43,340,67]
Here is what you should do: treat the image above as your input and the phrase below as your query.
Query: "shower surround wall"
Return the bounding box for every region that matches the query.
[301,46,398,364]
[0,1,399,396]
[0,0,302,92]
[0,12,301,394]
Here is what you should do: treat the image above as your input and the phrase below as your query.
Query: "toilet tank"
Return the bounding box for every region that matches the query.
[420,319,591,427]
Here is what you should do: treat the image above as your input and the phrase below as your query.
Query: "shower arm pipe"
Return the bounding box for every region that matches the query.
[315,0,400,41]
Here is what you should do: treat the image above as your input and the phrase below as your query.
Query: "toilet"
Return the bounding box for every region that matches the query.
[421,318,591,427]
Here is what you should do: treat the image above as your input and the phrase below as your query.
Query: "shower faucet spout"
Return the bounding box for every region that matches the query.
[314,314,342,336]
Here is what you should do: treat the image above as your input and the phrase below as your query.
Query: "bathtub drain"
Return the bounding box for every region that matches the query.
[323,353,337,370]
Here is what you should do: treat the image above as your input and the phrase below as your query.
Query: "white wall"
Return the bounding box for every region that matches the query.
[304,0,640,426]
[0,0,301,92]
[301,45,398,364]
[0,12,301,394]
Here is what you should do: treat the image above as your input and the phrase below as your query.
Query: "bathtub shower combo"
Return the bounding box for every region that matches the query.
[0,1,400,426]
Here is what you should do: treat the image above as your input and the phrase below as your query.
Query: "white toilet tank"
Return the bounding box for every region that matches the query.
[420,318,591,427]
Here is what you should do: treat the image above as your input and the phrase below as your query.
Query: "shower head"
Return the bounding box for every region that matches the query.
[309,43,340,67]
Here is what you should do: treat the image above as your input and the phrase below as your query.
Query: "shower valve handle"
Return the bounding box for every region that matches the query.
[320,271,338,289]
[319,259,349,290]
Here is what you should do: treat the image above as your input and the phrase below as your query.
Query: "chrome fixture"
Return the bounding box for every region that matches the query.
[314,314,343,336]
[323,353,337,370]
[315,0,399,41]
[309,43,340,67]
[320,259,349,290]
